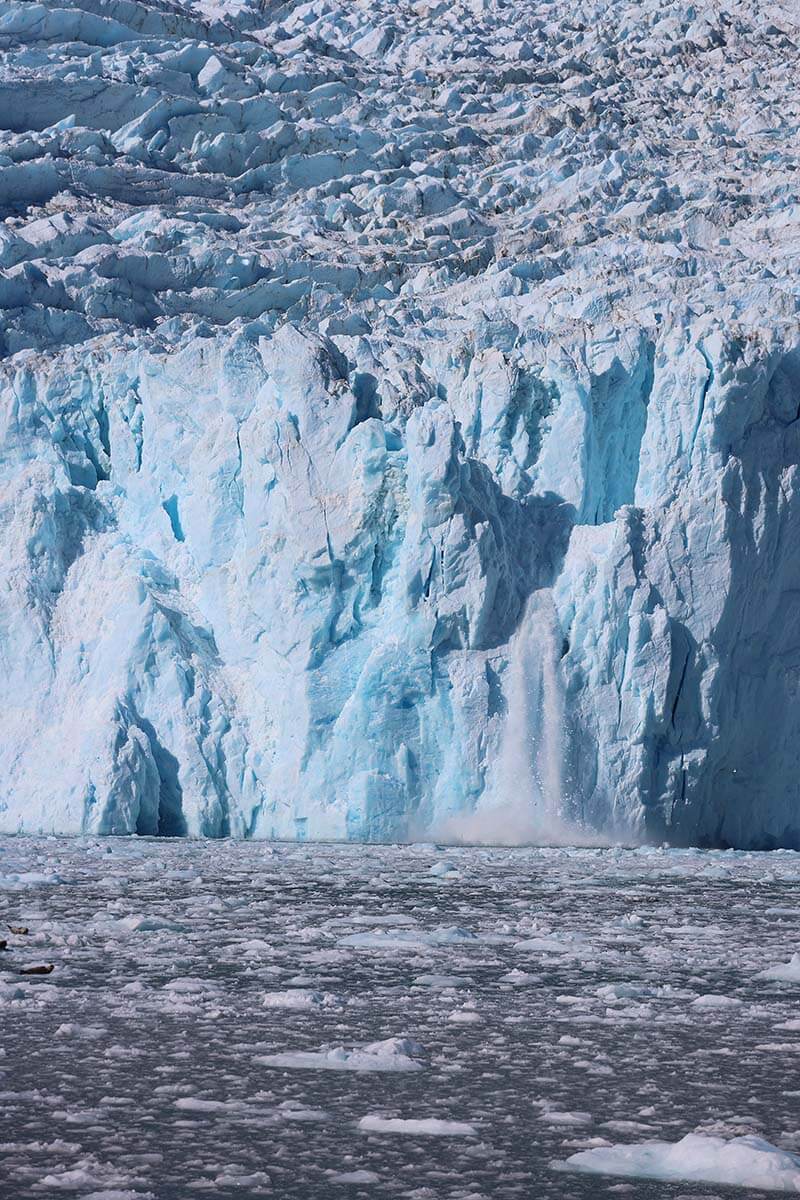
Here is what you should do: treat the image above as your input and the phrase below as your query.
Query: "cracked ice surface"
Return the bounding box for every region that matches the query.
[2,837,800,1197]
[1,0,800,843]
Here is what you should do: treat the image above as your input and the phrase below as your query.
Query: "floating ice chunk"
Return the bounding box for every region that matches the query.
[428,860,459,877]
[329,1170,380,1183]
[262,989,341,1009]
[515,932,591,956]
[55,1024,105,1039]
[0,981,26,1003]
[412,974,472,988]
[278,1102,329,1122]
[500,969,538,986]
[0,872,64,889]
[174,1098,247,1114]
[447,1010,481,1023]
[257,1037,426,1073]
[756,954,800,983]
[38,1167,146,1196]
[338,926,478,950]
[237,938,272,956]
[543,1110,592,1127]
[162,978,213,994]
[596,982,651,1001]
[358,1116,477,1137]
[561,1133,800,1192]
[117,915,189,933]
[691,994,743,1008]
[83,1191,156,1200]
[327,914,418,928]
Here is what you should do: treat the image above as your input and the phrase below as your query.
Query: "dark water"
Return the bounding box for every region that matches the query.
[1,837,798,1199]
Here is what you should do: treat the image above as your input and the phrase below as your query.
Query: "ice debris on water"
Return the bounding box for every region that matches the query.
[1,0,800,847]
[3,837,800,1194]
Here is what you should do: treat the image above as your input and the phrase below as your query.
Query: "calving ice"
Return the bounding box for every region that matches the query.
[0,0,799,849]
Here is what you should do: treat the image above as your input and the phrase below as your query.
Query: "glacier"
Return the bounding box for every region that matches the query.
[1,0,799,846]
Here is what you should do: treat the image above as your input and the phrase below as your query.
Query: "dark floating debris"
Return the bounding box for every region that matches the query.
[0,939,7,951]
[8,926,29,935]
[19,964,54,976]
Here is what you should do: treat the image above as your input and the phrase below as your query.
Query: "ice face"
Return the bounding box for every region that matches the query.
[0,0,799,846]
[2,837,800,1197]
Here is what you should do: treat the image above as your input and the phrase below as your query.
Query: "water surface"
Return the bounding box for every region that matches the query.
[1,838,798,1199]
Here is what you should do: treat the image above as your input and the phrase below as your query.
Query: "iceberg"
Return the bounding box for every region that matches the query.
[0,0,799,847]
[561,1133,800,1193]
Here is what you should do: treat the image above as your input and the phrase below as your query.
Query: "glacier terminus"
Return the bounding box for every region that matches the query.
[1,0,799,848]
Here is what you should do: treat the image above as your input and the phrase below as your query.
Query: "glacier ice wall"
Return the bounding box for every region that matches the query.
[1,0,799,847]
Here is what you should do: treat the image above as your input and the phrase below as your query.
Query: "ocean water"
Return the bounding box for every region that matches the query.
[1,837,799,1199]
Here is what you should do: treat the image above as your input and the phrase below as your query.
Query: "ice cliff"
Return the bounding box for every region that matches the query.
[1,0,799,847]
